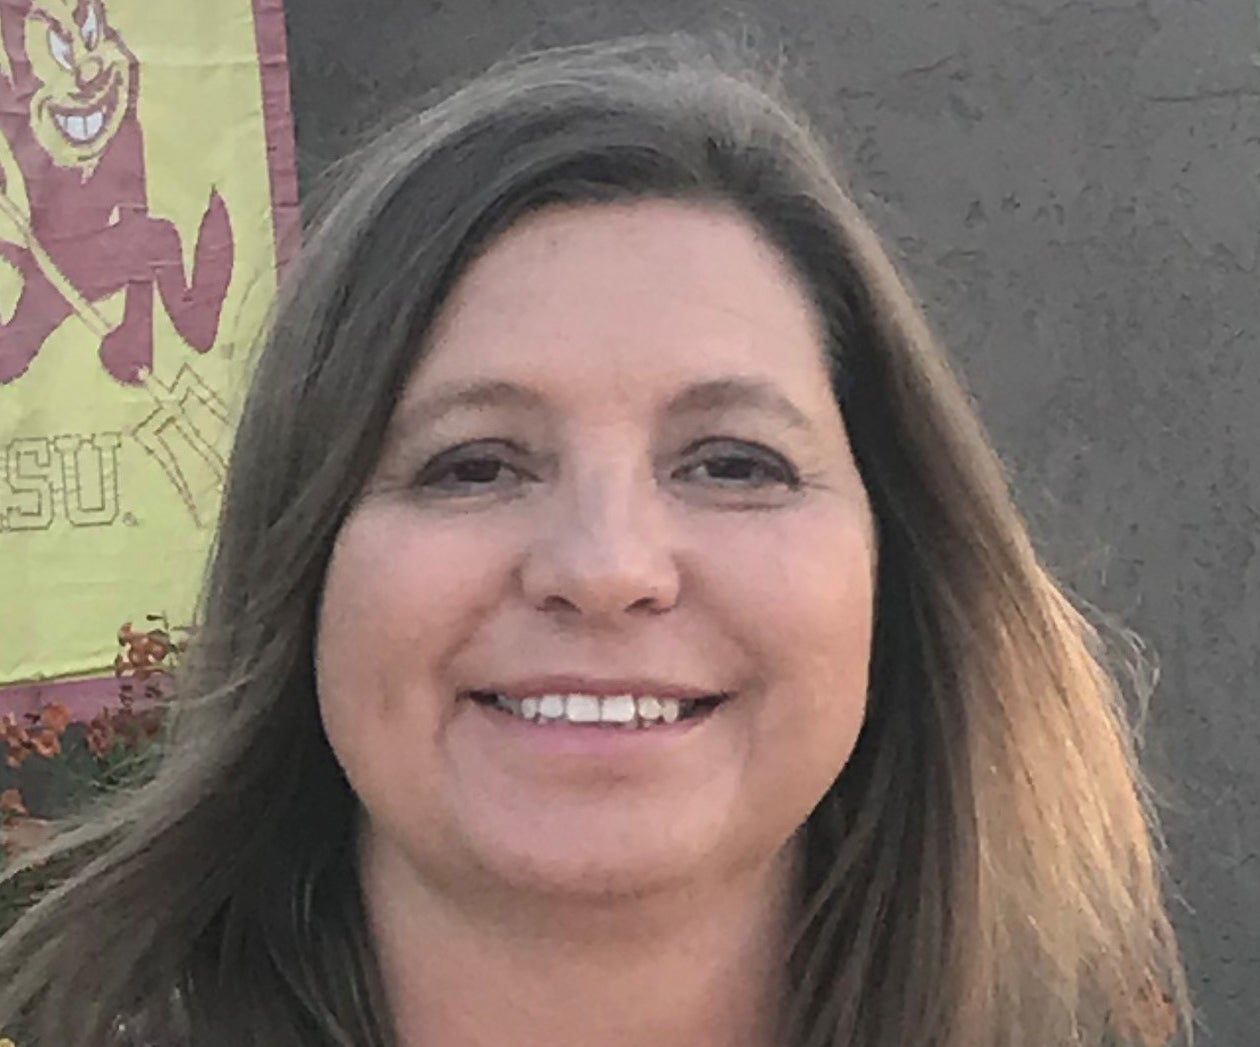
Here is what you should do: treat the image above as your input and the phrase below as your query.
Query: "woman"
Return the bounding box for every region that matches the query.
[0,34,1190,1047]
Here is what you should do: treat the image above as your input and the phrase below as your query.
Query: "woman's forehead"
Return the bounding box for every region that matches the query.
[404,198,834,410]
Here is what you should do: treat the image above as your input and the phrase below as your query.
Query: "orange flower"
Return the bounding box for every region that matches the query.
[39,701,73,734]
[1,714,30,769]
[116,623,176,689]
[26,728,60,760]
[0,788,27,817]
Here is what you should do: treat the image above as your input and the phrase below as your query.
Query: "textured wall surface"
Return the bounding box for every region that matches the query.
[284,1,1259,1040]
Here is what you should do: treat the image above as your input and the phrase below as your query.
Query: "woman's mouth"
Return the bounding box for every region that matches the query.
[465,690,728,728]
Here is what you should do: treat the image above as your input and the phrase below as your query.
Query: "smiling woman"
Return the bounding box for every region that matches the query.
[0,33,1188,1047]
[321,201,877,961]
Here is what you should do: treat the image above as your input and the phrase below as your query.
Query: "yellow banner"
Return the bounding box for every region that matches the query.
[0,0,297,689]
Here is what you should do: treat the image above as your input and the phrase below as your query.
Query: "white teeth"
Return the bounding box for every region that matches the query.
[565,695,601,723]
[484,691,717,727]
[600,694,636,723]
[53,109,105,143]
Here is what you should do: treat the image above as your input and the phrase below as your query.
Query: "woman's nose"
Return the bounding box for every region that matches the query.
[518,477,680,622]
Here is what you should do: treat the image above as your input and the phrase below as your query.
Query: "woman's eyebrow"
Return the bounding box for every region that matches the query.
[391,379,548,437]
[664,378,815,433]
[391,376,815,439]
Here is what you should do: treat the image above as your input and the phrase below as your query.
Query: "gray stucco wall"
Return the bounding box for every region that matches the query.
[284,1,1260,1041]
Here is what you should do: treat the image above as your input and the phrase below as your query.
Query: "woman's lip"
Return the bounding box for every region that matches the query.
[467,676,726,701]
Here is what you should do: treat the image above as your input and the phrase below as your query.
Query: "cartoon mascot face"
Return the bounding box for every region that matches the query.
[20,0,133,172]
[0,0,235,392]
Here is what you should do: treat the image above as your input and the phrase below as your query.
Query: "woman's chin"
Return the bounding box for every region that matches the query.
[458,813,727,902]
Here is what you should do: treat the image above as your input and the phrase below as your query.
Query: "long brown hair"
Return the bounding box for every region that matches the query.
[0,34,1190,1047]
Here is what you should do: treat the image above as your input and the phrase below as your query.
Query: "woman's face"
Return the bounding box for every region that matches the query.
[317,199,876,900]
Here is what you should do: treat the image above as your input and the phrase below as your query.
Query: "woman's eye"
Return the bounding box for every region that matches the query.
[414,443,534,496]
[673,441,799,490]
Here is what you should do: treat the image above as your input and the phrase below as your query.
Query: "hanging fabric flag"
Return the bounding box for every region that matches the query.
[0,0,298,716]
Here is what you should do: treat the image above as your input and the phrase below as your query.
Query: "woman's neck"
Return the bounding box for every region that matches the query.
[361,838,799,1047]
